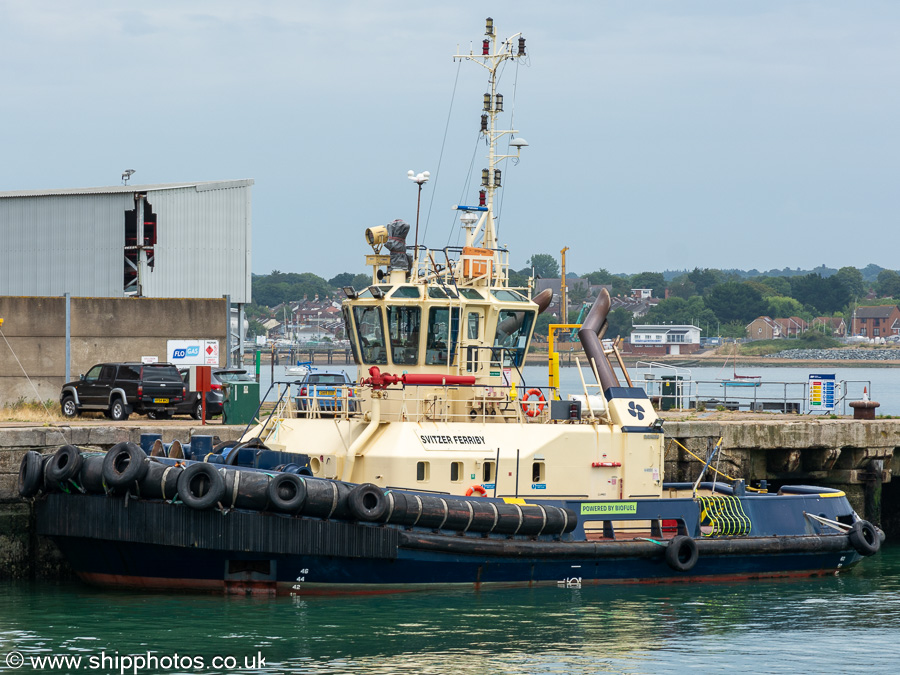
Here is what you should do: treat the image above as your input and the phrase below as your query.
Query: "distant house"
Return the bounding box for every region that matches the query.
[851,305,900,337]
[623,324,701,356]
[772,316,808,338]
[262,318,282,339]
[533,278,611,316]
[811,317,847,337]
[746,316,780,341]
[609,289,659,319]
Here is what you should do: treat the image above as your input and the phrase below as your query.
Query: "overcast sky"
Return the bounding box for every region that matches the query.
[2,1,898,278]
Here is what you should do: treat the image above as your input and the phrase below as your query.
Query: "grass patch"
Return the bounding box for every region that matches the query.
[1,398,66,423]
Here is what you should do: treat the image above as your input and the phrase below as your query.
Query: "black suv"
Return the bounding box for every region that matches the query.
[60,363,186,421]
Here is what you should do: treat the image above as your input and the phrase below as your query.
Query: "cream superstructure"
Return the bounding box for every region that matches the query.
[244,20,665,503]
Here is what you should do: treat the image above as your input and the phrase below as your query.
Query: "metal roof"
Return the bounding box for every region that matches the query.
[0,179,253,199]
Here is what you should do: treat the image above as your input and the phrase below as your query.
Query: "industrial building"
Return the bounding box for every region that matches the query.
[0,179,253,406]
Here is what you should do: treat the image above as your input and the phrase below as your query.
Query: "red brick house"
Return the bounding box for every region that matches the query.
[852,305,900,337]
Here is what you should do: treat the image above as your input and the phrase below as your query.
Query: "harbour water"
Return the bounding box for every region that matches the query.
[2,545,898,674]
[257,363,900,416]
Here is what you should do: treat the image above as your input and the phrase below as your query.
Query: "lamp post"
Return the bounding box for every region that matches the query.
[408,170,430,266]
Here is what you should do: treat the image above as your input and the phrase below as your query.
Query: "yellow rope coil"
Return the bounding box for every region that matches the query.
[667,437,767,493]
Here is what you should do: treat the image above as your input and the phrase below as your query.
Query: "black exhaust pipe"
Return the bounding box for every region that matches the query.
[576,288,620,393]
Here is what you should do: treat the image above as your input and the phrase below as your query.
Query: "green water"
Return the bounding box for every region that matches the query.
[2,547,898,674]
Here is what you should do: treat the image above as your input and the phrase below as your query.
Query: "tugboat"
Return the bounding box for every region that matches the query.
[24,20,882,594]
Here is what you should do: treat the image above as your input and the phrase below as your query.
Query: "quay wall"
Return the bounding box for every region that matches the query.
[0,296,227,407]
[1,419,898,579]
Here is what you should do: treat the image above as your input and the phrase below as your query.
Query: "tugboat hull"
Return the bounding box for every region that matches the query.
[38,492,864,596]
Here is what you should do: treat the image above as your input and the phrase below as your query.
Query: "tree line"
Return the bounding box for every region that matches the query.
[249,259,900,340]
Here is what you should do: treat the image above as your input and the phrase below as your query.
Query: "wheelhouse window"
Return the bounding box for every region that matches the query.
[352,305,387,365]
[467,312,480,340]
[391,286,421,299]
[491,289,528,302]
[387,305,421,365]
[425,306,460,365]
[342,306,361,364]
[493,309,535,367]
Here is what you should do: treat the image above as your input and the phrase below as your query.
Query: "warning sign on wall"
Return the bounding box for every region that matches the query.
[167,339,220,366]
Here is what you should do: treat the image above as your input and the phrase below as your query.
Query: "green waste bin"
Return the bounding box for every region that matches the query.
[222,381,260,425]
[660,376,684,411]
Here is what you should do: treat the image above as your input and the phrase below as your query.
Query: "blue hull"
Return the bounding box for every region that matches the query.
[38,492,865,595]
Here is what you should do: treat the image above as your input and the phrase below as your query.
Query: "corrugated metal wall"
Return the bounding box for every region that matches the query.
[0,193,128,297]
[0,180,251,303]
[141,183,252,302]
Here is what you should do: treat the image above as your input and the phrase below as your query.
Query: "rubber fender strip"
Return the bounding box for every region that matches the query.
[437,498,449,530]
[230,470,241,508]
[160,466,175,501]
[512,505,524,535]
[326,482,339,519]
[535,505,548,536]
[461,500,474,533]
[561,508,569,534]
[488,502,499,533]
[384,492,395,523]
[411,495,423,526]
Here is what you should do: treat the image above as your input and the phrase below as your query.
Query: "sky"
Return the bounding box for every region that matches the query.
[2,1,898,278]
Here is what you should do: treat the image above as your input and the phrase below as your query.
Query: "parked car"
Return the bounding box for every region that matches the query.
[295,370,354,412]
[60,362,185,421]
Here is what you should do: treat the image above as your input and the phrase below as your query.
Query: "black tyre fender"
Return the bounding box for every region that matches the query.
[18,450,45,498]
[61,395,78,418]
[102,442,149,489]
[266,473,307,513]
[347,483,388,522]
[46,445,84,484]
[849,520,880,557]
[109,398,130,421]
[176,463,226,510]
[665,535,699,572]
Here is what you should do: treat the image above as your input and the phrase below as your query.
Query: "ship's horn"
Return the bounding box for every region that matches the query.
[576,288,620,393]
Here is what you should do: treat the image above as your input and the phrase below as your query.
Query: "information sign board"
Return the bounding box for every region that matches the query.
[808,373,836,412]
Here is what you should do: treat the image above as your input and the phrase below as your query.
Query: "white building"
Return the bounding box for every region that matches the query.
[629,324,702,355]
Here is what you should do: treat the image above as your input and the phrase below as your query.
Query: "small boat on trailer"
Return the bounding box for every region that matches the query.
[21,19,882,594]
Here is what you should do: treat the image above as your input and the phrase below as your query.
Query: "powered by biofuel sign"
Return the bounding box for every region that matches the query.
[580,501,637,516]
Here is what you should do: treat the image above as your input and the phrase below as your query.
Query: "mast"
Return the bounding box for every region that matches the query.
[454,18,528,252]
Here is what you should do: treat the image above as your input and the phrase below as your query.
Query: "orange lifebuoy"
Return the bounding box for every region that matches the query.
[521,388,546,417]
[465,484,487,497]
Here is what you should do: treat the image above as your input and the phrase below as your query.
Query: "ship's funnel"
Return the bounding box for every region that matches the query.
[576,288,620,393]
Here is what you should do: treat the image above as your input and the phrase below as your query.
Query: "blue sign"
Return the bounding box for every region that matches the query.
[531,483,547,490]
[808,373,836,412]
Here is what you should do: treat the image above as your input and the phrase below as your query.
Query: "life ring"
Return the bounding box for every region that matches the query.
[665,535,699,572]
[465,484,487,497]
[521,389,546,417]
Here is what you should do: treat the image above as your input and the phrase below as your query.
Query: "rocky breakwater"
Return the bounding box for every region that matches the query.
[772,348,900,361]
